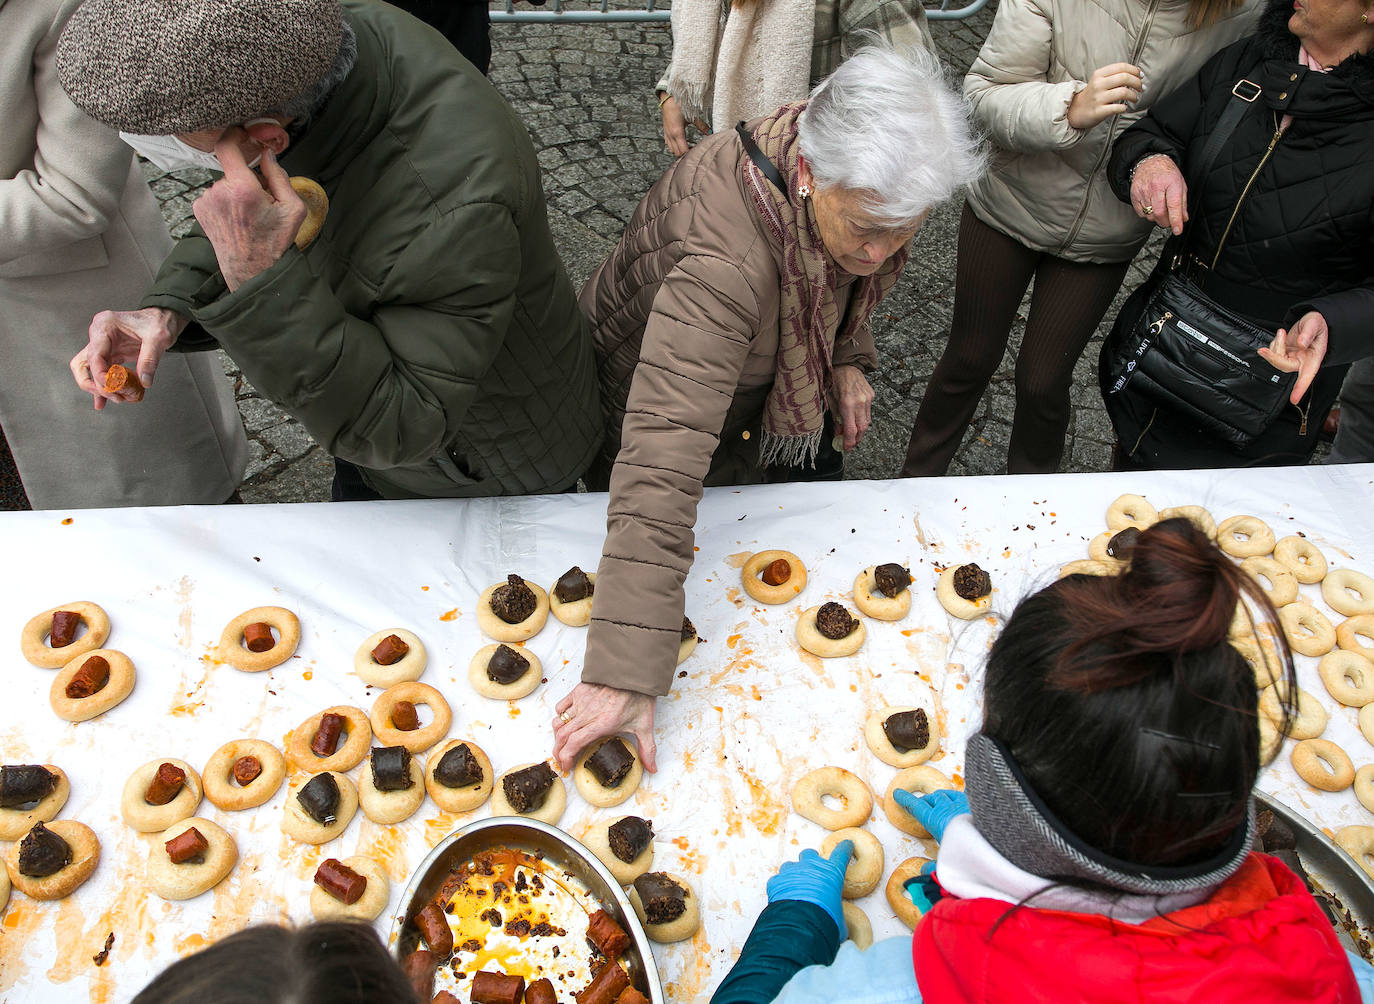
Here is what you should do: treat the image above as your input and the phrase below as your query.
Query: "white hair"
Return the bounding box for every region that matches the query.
[798,43,985,227]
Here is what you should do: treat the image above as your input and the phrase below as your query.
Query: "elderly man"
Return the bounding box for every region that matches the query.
[57,0,600,501]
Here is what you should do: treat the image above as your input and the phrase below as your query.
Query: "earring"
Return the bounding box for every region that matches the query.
[1364,11,1369,21]
[798,184,812,199]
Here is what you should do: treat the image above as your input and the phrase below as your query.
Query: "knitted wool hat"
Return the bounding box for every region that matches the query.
[55,0,344,134]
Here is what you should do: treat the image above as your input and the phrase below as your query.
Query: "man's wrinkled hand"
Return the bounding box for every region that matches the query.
[552,682,657,773]
[830,364,874,451]
[193,132,305,292]
[71,307,189,410]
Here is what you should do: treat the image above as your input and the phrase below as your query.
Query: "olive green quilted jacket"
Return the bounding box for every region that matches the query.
[143,1,601,498]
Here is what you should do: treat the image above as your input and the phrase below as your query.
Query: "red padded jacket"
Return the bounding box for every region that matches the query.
[913,853,1359,1003]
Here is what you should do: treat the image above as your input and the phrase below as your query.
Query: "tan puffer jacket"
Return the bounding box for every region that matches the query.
[579,125,875,696]
[964,0,1259,264]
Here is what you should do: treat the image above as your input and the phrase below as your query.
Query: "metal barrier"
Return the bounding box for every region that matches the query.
[490,0,991,24]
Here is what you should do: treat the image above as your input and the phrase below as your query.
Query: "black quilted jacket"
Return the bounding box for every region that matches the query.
[1101,0,1374,467]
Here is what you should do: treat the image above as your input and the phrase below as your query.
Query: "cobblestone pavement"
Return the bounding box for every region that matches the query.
[147,2,1171,503]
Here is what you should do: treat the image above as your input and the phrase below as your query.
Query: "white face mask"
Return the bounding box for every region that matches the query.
[119,118,280,173]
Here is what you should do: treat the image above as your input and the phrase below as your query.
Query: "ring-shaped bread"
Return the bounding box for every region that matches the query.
[852,567,912,622]
[0,860,8,912]
[1240,556,1299,608]
[1278,601,1336,657]
[1233,634,1282,688]
[358,752,426,824]
[121,758,202,833]
[218,606,300,672]
[820,827,884,899]
[1058,559,1118,579]
[741,550,807,604]
[423,739,494,813]
[1291,739,1354,792]
[1338,615,1374,661]
[147,817,237,900]
[677,631,698,665]
[842,902,873,949]
[310,854,390,921]
[1336,826,1374,881]
[628,872,700,943]
[281,772,358,845]
[370,683,451,753]
[1158,505,1217,538]
[1318,651,1374,708]
[20,601,111,668]
[286,706,372,773]
[1105,494,1158,532]
[796,605,866,658]
[476,579,550,643]
[490,762,566,826]
[581,815,655,886]
[1087,532,1128,566]
[863,707,939,768]
[1362,704,1374,748]
[549,572,597,627]
[883,765,956,838]
[1355,765,1374,815]
[49,648,135,722]
[936,565,992,620]
[4,820,100,900]
[1324,569,1374,617]
[573,738,644,808]
[791,767,872,830]
[1260,684,1327,740]
[202,739,287,811]
[1274,535,1328,584]
[885,857,933,929]
[1216,516,1276,558]
[1258,714,1283,766]
[0,764,69,840]
[468,643,543,701]
[353,628,427,687]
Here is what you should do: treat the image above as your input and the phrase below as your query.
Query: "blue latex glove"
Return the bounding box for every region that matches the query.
[891,788,969,843]
[766,840,854,938]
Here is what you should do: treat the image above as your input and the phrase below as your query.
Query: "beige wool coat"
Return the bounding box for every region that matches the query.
[0,0,247,508]
[963,0,1260,263]
[579,126,876,697]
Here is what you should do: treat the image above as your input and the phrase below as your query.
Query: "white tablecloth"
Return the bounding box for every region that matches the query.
[3,465,1373,1002]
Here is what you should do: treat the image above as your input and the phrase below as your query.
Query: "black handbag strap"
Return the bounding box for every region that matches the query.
[1177,70,1263,265]
[736,121,787,195]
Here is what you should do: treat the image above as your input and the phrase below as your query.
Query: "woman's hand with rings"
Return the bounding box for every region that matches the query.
[1066,62,1142,130]
[1130,154,1188,235]
[70,307,189,410]
[553,682,657,773]
[660,94,707,158]
[1259,311,1330,404]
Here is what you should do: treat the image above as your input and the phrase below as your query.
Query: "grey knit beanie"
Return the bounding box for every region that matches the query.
[55,0,344,134]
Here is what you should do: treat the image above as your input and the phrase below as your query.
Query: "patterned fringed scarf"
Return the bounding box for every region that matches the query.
[744,102,909,468]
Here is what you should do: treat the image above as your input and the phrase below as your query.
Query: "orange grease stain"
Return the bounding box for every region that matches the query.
[303,670,313,681]
[439,608,459,621]
[725,551,752,569]
[508,705,521,718]
[60,517,73,525]
[726,634,742,649]
[421,585,430,591]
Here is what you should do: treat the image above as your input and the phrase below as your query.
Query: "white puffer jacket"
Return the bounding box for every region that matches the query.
[963,0,1259,263]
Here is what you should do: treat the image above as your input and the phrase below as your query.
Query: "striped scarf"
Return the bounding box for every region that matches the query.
[744,101,908,467]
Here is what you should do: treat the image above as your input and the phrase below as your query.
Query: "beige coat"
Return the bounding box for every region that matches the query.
[963,0,1259,263]
[579,127,875,696]
[0,0,247,508]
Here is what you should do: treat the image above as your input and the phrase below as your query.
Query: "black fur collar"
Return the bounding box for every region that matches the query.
[1257,0,1374,90]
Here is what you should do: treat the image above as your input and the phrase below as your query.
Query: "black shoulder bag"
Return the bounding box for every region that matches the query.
[1104,74,1297,450]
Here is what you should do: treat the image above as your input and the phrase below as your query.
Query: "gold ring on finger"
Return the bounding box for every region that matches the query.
[1141,204,1154,215]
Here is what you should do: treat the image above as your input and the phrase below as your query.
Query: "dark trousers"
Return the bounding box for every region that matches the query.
[902,204,1130,476]
[389,0,492,75]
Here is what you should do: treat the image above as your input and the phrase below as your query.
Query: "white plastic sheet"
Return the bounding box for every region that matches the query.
[2,464,1372,1001]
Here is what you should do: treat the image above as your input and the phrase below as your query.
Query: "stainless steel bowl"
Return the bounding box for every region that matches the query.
[1257,790,1374,959]
[389,815,665,1002]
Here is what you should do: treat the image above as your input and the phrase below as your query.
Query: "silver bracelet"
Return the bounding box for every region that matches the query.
[1129,153,1174,186]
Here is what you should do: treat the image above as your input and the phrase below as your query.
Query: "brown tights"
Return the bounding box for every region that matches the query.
[902,204,1130,475]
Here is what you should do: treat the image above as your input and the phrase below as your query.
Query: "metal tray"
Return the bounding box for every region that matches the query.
[389,815,665,1002]
[1258,790,1374,959]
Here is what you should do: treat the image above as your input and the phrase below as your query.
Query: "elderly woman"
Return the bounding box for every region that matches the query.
[1099,0,1374,469]
[551,46,982,770]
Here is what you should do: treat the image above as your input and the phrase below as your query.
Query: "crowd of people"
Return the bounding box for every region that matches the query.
[5,0,1373,998]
